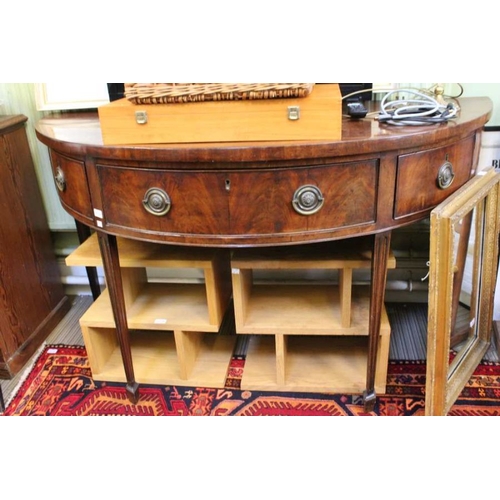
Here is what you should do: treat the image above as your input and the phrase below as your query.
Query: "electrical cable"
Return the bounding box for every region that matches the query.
[341,84,462,125]
[377,89,459,126]
[342,84,464,103]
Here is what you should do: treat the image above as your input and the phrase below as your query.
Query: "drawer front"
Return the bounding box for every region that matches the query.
[228,161,378,235]
[49,151,93,220]
[394,136,475,219]
[98,166,230,235]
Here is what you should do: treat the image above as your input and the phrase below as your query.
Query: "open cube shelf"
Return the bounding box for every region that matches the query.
[230,240,395,393]
[80,287,222,332]
[67,234,234,387]
[79,326,236,387]
[241,334,391,394]
[66,234,232,327]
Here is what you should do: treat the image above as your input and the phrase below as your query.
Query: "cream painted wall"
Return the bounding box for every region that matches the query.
[402,83,500,127]
[459,83,500,128]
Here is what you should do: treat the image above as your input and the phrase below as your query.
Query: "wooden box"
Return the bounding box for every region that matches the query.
[98,84,342,145]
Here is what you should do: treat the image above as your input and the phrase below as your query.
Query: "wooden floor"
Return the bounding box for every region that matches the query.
[1,295,498,411]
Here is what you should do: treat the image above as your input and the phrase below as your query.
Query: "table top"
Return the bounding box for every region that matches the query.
[35,97,493,164]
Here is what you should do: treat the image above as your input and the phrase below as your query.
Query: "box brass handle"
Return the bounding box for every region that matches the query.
[54,166,66,192]
[437,161,455,189]
[292,185,324,215]
[143,187,171,216]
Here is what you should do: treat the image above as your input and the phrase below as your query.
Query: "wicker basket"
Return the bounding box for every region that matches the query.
[124,83,315,104]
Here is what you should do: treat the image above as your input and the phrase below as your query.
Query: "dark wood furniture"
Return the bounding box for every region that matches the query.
[35,97,492,410]
[0,115,70,411]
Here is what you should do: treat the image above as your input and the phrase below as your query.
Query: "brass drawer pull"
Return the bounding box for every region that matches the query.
[54,166,66,192]
[437,161,455,189]
[292,185,324,215]
[142,188,171,216]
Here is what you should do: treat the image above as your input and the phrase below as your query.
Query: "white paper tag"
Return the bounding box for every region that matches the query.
[154,319,168,325]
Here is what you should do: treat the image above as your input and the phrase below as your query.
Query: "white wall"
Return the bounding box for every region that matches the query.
[460,83,500,128]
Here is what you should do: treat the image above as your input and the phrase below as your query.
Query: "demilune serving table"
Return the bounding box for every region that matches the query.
[35,97,492,410]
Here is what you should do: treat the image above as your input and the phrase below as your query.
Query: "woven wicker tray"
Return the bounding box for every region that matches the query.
[125,83,315,104]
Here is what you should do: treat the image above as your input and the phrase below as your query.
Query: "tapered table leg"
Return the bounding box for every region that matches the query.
[97,231,139,403]
[363,231,392,412]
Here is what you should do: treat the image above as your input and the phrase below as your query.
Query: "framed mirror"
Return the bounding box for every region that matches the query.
[426,167,500,416]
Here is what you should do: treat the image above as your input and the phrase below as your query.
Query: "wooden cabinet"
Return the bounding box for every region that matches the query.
[0,116,70,381]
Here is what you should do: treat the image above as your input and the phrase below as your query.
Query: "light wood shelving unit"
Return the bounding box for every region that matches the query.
[230,241,396,394]
[67,235,396,395]
[66,234,234,387]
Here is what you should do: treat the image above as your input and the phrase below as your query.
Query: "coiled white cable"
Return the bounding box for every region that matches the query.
[378,89,459,126]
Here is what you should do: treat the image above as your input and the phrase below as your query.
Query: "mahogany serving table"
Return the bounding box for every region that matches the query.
[35,97,492,410]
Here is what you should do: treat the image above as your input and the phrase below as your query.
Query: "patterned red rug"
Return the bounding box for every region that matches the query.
[3,345,500,416]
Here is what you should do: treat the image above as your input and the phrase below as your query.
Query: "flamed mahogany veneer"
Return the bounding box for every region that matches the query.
[35,97,492,410]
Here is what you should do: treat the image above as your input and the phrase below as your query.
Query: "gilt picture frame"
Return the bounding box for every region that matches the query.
[426,167,500,416]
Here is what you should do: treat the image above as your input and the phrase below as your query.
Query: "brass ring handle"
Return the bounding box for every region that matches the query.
[54,166,66,192]
[292,185,324,215]
[437,161,455,190]
[142,188,171,216]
